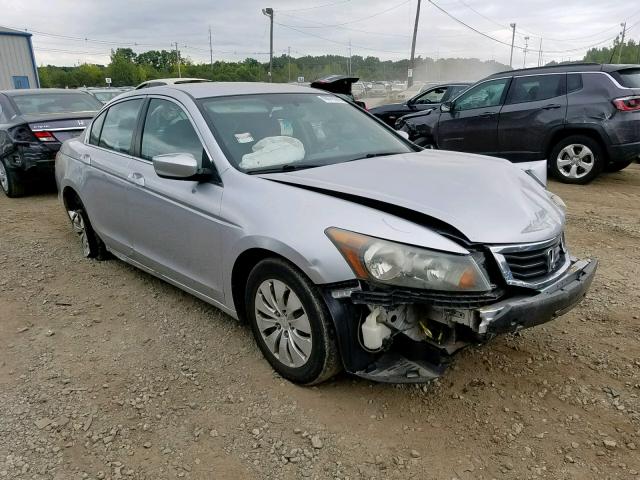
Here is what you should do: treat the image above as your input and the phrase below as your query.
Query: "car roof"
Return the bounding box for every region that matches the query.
[1,88,92,96]
[488,63,640,78]
[119,82,323,99]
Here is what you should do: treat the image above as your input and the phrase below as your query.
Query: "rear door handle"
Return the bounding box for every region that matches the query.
[127,172,145,187]
[479,111,497,118]
[542,104,561,110]
[81,153,91,163]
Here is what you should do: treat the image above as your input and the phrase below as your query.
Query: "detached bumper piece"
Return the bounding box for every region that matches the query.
[478,258,597,336]
[356,353,447,383]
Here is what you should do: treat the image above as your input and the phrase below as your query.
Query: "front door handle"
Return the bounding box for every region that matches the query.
[127,172,145,187]
[479,111,496,118]
[542,104,561,110]
[80,153,91,163]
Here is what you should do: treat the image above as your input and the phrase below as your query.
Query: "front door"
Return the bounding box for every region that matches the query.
[436,77,511,154]
[127,97,225,302]
[498,74,568,162]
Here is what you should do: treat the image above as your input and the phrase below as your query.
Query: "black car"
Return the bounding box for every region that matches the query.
[0,89,101,197]
[369,83,470,127]
[397,63,640,184]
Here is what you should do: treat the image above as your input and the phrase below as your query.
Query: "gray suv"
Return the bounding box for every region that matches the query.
[55,83,596,384]
[398,63,640,184]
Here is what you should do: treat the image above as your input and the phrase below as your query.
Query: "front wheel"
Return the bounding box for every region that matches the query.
[0,158,26,198]
[245,258,341,385]
[549,135,604,184]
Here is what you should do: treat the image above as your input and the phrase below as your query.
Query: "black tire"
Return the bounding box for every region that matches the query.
[549,135,604,184]
[0,158,26,198]
[245,258,341,385]
[604,159,634,173]
[67,206,109,260]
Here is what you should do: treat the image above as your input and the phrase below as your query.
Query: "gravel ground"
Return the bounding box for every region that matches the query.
[1,164,639,480]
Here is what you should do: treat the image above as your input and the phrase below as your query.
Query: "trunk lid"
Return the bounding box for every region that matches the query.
[24,112,95,143]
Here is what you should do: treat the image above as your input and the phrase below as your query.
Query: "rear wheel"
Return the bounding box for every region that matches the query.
[604,159,634,173]
[549,135,604,184]
[0,158,26,198]
[67,207,108,260]
[245,258,341,385]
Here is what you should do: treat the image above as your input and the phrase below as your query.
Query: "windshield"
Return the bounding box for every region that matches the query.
[12,92,101,115]
[199,93,413,173]
[92,91,122,103]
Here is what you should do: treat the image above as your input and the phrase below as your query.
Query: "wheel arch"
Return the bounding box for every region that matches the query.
[545,126,610,162]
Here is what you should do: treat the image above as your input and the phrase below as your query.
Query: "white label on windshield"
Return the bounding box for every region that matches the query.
[234,132,254,143]
[317,95,346,104]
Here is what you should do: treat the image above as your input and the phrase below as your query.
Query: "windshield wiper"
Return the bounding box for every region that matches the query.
[347,152,403,162]
[245,163,323,175]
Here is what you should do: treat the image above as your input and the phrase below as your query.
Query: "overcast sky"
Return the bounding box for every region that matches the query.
[1,0,637,67]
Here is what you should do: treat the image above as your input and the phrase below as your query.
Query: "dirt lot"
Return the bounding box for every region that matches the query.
[1,165,639,480]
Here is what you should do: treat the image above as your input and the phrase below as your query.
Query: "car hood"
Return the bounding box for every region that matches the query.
[369,102,405,113]
[260,151,564,245]
[400,107,438,122]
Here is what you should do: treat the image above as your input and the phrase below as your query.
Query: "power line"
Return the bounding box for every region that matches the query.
[278,12,412,38]
[284,0,412,28]
[279,0,351,12]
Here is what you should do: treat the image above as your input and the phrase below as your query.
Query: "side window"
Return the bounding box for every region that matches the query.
[88,111,106,146]
[415,87,447,104]
[141,98,205,162]
[0,104,5,123]
[507,74,566,104]
[99,99,143,155]
[454,78,510,111]
[567,73,583,93]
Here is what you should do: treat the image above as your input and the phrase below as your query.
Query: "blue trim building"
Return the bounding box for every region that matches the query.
[0,26,40,90]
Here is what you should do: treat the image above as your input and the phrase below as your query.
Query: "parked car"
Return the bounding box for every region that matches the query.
[397,63,640,184]
[310,75,366,109]
[370,83,470,127]
[80,87,126,104]
[56,82,596,384]
[0,89,101,197]
[135,78,211,90]
[369,82,388,97]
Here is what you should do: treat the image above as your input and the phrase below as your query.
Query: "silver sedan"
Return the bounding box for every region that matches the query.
[55,82,596,384]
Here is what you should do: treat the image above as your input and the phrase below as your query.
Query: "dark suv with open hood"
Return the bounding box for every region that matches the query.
[0,89,101,197]
[397,63,640,184]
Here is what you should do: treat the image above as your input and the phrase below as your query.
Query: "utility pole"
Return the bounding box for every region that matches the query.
[617,22,627,63]
[175,42,181,78]
[408,0,421,88]
[523,36,530,68]
[509,23,516,68]
[262,8,274,82]
[209,26,213,72]
[537,38,543,67]
[348,39,352,76]
[288,46,291,82]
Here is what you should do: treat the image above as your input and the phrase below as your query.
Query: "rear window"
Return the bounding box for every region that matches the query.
[507,74,565,104]
[612,68,640,88]
[11,92,101,115]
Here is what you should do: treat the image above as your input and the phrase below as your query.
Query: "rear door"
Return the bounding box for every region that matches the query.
[498,73,567,162]
[127,96,225,302]
[435,77,511,154]
[81,98,144,255]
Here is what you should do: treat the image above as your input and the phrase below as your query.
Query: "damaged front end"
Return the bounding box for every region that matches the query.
[322,232,597,383]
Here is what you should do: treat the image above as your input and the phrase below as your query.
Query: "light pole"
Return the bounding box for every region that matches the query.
[408,0,422,88]
[509,23,516,68]
[523,36,530,68]
[262,8,274,82]
[617,22,627,64]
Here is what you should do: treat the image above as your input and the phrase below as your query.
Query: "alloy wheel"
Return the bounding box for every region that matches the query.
[0,161,8,192]
[68,210,91,257]
[556,144,594,180]
[254,279,313,368]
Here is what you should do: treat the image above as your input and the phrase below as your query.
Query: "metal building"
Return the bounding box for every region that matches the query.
[0,26,40,90]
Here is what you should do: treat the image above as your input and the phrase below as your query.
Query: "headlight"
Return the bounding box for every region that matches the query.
[326,227,492,292]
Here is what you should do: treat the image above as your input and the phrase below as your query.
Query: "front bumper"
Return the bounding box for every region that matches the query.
[477,257,597,335]
[327,257,597,383]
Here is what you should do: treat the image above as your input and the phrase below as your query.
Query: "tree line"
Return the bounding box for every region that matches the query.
[38,47,509,88]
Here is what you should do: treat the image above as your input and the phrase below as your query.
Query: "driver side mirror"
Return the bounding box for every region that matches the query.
[152,152,200,180]
[440,101,453,113]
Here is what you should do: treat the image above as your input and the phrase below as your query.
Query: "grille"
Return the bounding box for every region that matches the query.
[501,237,565,282]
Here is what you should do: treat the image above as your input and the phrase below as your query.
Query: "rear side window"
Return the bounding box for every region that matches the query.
[88,111,106,146]
[612,68,640,88]
[507,74,566,104]
[98,99,143,155]
[567,73,583,93]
